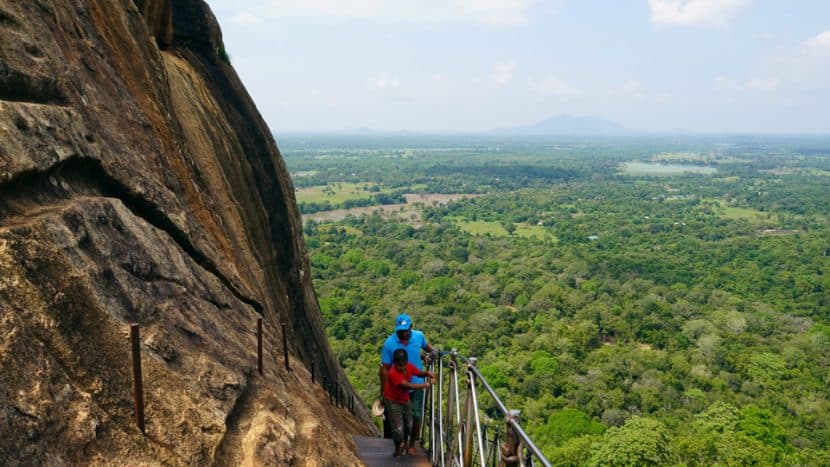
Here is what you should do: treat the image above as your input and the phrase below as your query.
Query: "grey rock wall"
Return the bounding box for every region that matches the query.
[0,0,374,464]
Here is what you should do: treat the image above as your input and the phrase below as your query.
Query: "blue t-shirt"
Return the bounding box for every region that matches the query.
[382,330,429,384]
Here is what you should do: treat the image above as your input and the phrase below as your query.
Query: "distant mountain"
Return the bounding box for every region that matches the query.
[494,115,628,135]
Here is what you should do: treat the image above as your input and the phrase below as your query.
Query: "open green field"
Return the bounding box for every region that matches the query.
[452,219,507,235]
[515,224,558,240]
[806,169,830,177]
[449,218,556,240]
[720,205,772,222]
[701,198,773,223]
[620,162,718,176]
[295,182,389,204]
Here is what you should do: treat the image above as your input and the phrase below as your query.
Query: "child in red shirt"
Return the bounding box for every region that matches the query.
[384,348,434,456]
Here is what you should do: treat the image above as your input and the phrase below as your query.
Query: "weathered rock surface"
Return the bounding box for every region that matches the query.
[0,0,374,464]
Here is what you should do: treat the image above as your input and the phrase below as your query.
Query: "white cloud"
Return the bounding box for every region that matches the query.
[713,76,739,90]
[758,30,830,88]
[368,72,400,90]
[713,75,779,91]
[257,0,539,27]
[528,75,578,97]
[231,12,263,25]
[431,73,449,85]
[804,30,830,51]
[618,79,669,103]
[744,77,779,90]
[648,0,752,28]
[490,61,517,86]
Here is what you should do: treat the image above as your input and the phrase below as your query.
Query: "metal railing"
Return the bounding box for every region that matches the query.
[419,349,551,467]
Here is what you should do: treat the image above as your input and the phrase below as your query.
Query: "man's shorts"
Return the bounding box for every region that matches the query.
[410,389,424,421]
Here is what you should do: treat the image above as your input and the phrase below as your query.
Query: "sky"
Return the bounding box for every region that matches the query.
[204,0,830,134]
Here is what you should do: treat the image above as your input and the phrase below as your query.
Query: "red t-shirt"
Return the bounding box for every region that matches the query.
[384,363,420,403]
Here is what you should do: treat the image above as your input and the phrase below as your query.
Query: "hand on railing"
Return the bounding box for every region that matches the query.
[425,348,441,364]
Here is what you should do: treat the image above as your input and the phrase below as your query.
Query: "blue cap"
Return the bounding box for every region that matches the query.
[395,314,412,331]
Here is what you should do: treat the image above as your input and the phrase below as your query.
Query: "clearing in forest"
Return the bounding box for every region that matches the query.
[449,218,557,240]
[295,182,390,204]
[302,193,479,225]
[700,198,773,224]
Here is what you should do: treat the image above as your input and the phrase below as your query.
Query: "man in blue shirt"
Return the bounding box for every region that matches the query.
[379,313,435,454]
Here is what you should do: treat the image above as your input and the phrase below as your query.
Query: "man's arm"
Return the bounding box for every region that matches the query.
[423,332,435,353]
[417,331,435,354]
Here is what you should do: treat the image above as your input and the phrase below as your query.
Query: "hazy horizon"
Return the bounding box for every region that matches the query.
[206,1,830,134]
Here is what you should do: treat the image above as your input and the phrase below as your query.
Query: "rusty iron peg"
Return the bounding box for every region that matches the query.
[281,323,290,372]
[257,317,263,375]
[130,323,145,434]
[323,375,332,404]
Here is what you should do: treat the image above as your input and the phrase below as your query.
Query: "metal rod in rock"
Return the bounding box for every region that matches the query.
[282,323,290,372]
[130,323,145,434]
[257,318,263,375]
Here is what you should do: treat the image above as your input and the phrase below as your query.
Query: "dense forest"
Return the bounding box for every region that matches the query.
[281,134,830,465]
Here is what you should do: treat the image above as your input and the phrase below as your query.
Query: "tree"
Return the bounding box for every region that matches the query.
[538,408,604,445]
[589,417,672,466]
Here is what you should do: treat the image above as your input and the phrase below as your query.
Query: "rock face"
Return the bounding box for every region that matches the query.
[0,0,374,464]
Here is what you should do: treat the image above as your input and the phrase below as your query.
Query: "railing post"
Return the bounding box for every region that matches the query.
[490,427,500,467]
[444,351,457,467]
[428,357,437,463]
[463,365,475,467]
[467,358,487,467]
[502,410,521,467]
[437,353,445,467]
[256,317,263,375]
[129,323,145,434]
[451,349,463,466]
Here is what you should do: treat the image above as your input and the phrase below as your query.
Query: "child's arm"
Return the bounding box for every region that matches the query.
[399,380,432,390]
[416,369,436,381]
